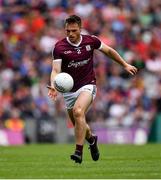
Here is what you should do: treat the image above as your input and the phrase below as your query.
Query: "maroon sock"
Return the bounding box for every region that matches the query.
[75,144,83,155]
[86,135,95,144]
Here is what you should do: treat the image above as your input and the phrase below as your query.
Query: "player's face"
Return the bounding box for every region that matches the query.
[65,23,81,44]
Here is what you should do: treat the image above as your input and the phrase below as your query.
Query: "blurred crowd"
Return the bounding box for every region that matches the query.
[0,0,161,139]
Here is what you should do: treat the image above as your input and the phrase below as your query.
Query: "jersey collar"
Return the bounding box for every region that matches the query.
[66,35,82,47]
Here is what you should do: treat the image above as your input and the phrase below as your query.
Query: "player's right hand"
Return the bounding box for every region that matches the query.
[47,85,58,101]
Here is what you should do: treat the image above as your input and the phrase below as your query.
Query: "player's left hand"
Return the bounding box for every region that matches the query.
[124,64,138,75]
[47,85,58,101]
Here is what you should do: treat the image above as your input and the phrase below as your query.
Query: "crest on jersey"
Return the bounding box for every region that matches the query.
[86,45,91,51]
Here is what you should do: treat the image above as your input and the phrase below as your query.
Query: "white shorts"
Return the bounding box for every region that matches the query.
[63,84,97,109]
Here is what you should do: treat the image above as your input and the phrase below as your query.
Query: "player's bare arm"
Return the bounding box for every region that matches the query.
[100,43,137,75]
[48,59,62,100]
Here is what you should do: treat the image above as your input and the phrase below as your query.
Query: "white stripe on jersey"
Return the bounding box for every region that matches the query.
[98,42,103,50]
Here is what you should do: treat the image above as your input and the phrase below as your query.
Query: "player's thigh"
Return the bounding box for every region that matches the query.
[73,91,93,114]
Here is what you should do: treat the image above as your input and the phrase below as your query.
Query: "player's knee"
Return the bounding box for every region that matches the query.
[73,106,83,119]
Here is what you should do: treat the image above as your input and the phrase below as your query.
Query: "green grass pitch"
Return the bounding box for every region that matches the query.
[0,144,161,179]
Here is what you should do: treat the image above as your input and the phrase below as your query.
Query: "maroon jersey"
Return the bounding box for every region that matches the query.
[52,34,101,92]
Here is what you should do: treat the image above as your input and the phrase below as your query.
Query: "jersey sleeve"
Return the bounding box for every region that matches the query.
[52,44,62,60]
[91,35,102,49]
